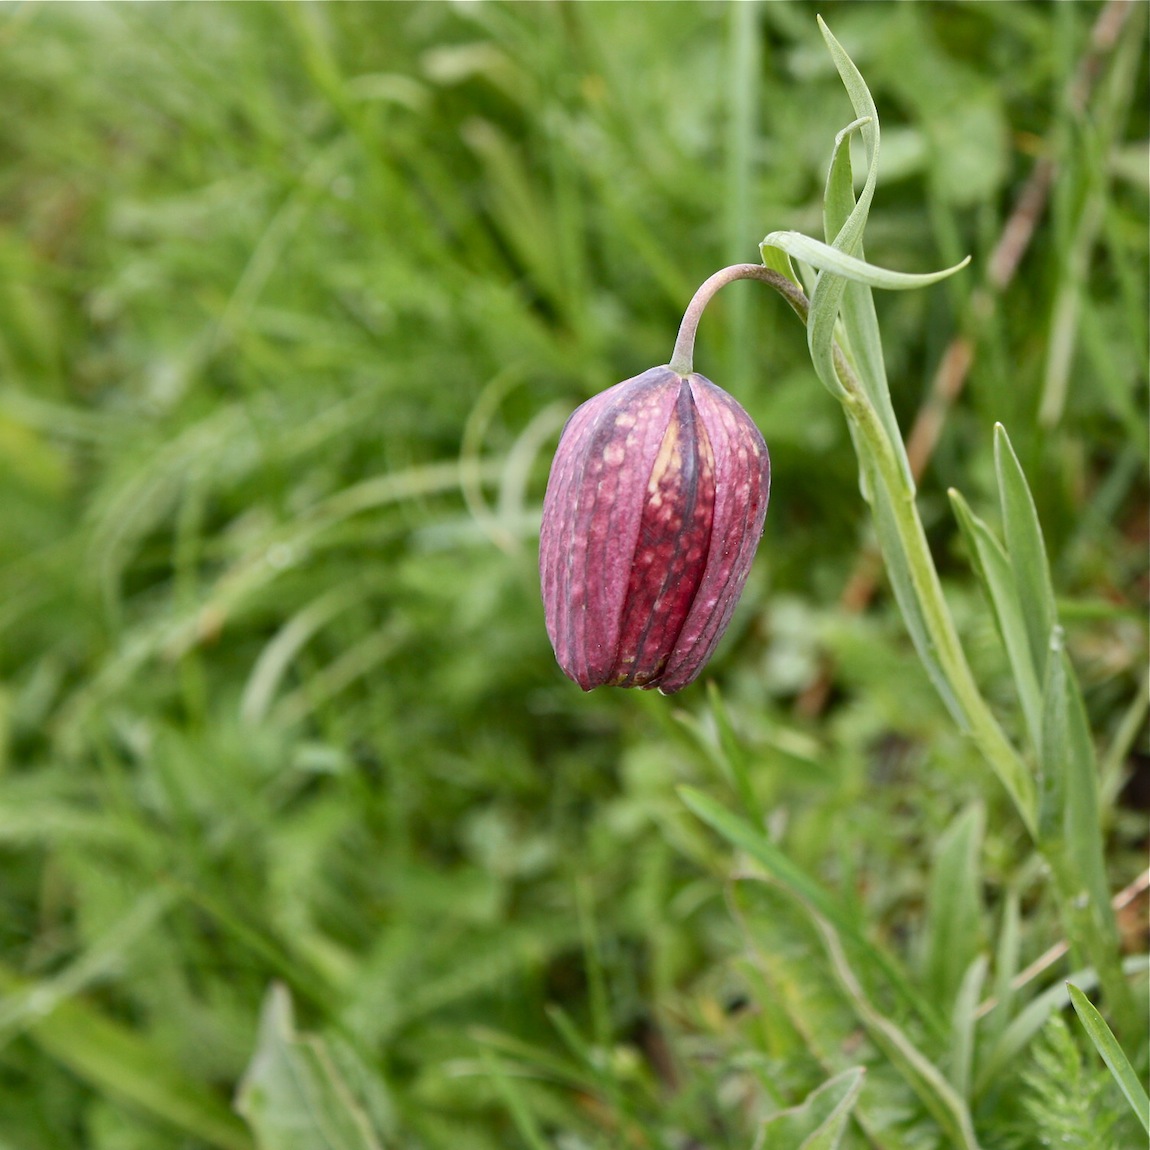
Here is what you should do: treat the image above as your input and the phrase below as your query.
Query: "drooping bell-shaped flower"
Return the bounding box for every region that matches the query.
[539,365,769,693]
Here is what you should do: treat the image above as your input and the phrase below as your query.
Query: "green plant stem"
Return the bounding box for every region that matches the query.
[673,265,1036,833]
[835,382,1038,836]
[833,344,1138,1031]
[830,351,1134,1032]
[669,264,805,375]
[673,264,1137,1026]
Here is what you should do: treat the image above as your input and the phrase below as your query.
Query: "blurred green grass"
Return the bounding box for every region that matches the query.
[0,2,1145,1147]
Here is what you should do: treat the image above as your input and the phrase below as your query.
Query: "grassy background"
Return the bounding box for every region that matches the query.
[0,2,1146,1147]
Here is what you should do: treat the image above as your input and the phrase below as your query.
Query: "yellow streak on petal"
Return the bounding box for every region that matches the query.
[646,412,681,509]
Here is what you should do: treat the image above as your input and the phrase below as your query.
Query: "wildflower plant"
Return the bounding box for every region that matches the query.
[1,6,1144,1149]
[84,13,1150,1149]
[537,16,1144,1146]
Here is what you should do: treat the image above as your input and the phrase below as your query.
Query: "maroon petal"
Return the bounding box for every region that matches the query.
[540,365,769,692]
[657,374,770,692]
[540,367,683,689]
[612,378,715,686]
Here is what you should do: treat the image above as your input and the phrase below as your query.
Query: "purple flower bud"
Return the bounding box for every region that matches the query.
[540,365,769,693]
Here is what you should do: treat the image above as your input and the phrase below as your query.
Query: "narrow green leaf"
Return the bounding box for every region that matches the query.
[761,231,971,291]
[818,15,878,296]
[546,999,628,1135]
[823,117,871,247]
[679,786,946,1041]
[993,424,1057,686]
[765,220,967,426]
[478,1049,553,1150]
[803,259,850,403]
[838,277,900,473]
[0,964,252,1150]
[544,1004,597,1074]
[468,1027,591,1094]
[236,984,385,1150]
[705,681,759,819]
[983,889,1022,1052]
[810,18,915,482]
[1039,632,1109,905]
[922,804,985,1010]
[678,786,843,928]
[1010,422,1139,1026]
[574,875,612,1050]
[756,1066,866,1150]
[796,1073,865,1150]
[949,489,1043,752]
[804,112,872,411]
[1038,633,1076,843]
[1102,664,1150,804]
[975,955,1149,1097]
[808,911,983,1150]
[765,75,964,423]
[1067,982,1150,1134]
[816,16,880,258]
[949,955,988,1102]
[1038,633,1131,1028]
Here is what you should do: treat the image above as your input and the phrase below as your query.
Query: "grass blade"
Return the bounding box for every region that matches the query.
[0,964,252,1150]
[949,955,988,1101]
[1039,632,1132,1028]
[808,911,983,1150]
[478,1048,553,1150]
[236,984,385,1150]
[679,787,845,928]
[993,424,1057,686]
[705,681,760,819]
[975,955,1149,1098]
[921,804,985,1011]
[948,488,1043,752]
[981,889,1022,1050]
[680,786,946,1040]
[1066,982,1150,1134]
[756,1066,866,1150]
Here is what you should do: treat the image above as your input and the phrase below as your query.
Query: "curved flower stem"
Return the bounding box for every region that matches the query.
[675,264,1035,835]
[825,299,1133,1031]
[834,368,1038,837]
[669,265,808,375]
[676,262,1140,1023]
